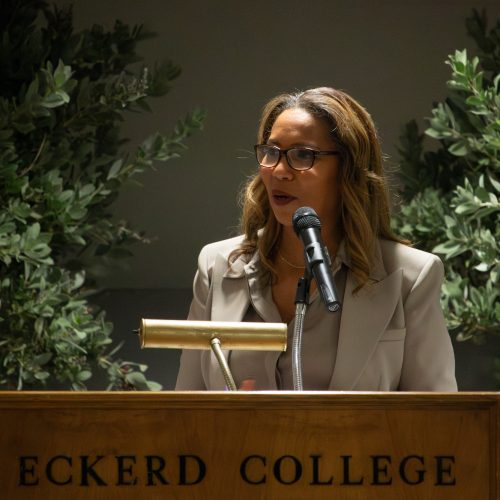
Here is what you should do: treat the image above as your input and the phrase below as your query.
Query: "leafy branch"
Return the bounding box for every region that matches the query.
[0,0,205,390]
[394,10,499,351]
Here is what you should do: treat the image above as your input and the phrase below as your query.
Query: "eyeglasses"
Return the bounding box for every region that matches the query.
[254,144,340,171]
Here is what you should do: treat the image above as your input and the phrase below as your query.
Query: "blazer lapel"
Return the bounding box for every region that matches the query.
[329,267,403,390]
[211,252,250,322]
[203,252,252,390]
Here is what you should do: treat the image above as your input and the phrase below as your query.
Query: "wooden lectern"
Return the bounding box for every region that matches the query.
[0,391,498,499]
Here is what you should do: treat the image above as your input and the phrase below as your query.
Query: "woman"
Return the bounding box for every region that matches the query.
[175,87,457,391]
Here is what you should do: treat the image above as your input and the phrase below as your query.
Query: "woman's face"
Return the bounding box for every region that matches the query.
[259,107,341,231]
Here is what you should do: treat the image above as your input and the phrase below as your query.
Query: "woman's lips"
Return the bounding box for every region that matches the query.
[271,190,297,206]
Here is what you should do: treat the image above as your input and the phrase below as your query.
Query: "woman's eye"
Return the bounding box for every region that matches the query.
[265,147,278,157]
[295,149,313,160]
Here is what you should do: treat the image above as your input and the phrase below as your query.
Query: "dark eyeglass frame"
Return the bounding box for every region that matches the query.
[254,144,340,171]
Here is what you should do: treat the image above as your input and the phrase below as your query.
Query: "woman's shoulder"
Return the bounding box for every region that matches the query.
[377,239,444,284]
[195,235,253,280]
[196,235,250,272]
[198,235,246,260]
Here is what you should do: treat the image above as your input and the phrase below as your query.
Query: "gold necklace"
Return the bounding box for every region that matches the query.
[278,252,306,269]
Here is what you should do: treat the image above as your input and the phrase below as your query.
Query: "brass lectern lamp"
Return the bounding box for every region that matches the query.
[138,319,287,390]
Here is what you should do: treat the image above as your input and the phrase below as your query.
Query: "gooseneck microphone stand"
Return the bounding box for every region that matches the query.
[292,266,312,391]
[291,206,342,391]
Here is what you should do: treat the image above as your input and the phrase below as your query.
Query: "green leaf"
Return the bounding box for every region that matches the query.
[41,92,66,109]
[466,95,484,106]
[488,172,500,193]
[444,215,456,227]
[73,272,85,289]
[0,222,16,235]
[68,205,87,220]
[74,330,87,340]
[79,184,95,198]
[146,381,162,391]
[474,263,489,272]
[448,141,469,156]
[107,159,123,180]
[53,59,72,87]
[125,372,150,390]
[34,353,53,365]
[57,190,74,203]
[455,49,467,66]
[25,223,41,241]
[425,127,447,139]
[432,241,466,258]
[475,186,490,203]
[455,203,476,215]
[77,370,92,381]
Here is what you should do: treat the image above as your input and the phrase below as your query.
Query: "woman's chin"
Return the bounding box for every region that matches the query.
[270,205,297,227]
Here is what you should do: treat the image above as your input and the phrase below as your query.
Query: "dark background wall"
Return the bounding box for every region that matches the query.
[62,0,500,390]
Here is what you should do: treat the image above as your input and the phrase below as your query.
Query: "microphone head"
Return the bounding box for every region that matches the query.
[292,207,321,235]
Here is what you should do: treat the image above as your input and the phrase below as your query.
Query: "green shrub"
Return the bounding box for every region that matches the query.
[0,1,204,389]
[394,10,499,353]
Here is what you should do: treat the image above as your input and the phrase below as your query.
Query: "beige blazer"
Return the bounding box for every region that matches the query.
[175,236,457,391]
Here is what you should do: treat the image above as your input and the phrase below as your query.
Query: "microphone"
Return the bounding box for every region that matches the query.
[292,207,341,313]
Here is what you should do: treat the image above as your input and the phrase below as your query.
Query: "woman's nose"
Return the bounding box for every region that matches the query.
[272,154,294,180]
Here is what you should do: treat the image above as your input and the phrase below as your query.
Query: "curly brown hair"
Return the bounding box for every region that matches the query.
[232,87,407,291]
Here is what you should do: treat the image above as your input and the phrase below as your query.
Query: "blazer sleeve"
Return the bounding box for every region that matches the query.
[175,246,211,390]
[398,255,458,391]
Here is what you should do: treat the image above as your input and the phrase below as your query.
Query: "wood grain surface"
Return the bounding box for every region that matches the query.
[0,391,497,499]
